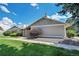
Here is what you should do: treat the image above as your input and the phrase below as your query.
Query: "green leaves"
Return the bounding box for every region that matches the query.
[56,3,79,19]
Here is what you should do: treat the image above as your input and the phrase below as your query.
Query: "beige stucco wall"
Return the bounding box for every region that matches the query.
[22,29,28,37]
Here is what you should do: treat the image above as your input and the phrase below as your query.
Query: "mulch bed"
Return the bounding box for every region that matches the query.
[59,39,79,46]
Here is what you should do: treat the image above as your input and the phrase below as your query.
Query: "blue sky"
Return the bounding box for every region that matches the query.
[0,3,72,30]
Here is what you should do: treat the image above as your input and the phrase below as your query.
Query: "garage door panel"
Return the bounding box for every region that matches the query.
[31,25,65,38]
[41,25,65,37]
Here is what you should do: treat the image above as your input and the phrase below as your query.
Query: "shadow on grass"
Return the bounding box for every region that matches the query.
[0,44,17,56]
[0,43,79,56]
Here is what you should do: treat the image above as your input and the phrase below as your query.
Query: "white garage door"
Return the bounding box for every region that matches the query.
[31,25,65,38]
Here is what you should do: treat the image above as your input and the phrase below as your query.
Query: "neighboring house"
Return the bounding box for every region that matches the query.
[23,16,69,38]
[7,26,22,33]
[0,26,4,36]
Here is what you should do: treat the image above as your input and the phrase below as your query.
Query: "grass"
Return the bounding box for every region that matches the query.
[0,37,79,56]
[0,39,23,49]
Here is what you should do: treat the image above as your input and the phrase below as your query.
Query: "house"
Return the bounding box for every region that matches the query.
[23,16,69,38]
[7,25,27,36]
[7,26,22,33]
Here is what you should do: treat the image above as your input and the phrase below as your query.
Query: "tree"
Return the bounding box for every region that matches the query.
[56,3,79,20]
[0,27,3,30]
[56,4,79,36]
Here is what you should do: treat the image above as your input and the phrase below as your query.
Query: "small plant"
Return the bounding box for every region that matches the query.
[29,28,42,38]
[66,28,76,38]
[17,32,22,36]
[76,33,79,36]
[10,32,17,37]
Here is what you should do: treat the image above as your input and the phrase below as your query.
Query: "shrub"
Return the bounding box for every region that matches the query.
[66,28,76,38]
[3,31,11,36]
[3,30,22,37]
[29,28,42,38]
[76,33,79,36]
[10,32,17,37]
[17,32,22,36]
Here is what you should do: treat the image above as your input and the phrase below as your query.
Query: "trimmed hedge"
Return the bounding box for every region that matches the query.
[3,31,22,37]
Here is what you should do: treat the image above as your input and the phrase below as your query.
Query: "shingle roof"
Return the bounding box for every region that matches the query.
[28,16,64,27]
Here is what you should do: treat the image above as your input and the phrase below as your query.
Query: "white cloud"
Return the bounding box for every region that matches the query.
[21,24,29,29]
[30,3,38,7]
[36,6,39,9]
[13,23,17,25]
[18,22,22,25]
[12,12,17,15]
[30,3,39,9]
[21,24,27,29]
[47,16,50,18]
[65,12,72,18]
[0,4,16,15]
[51,13,66,20]
[1,17,13,25]
[0,5,10,13]
[0,3,8,6]
[49,13,72,22]
[0,17,14,30]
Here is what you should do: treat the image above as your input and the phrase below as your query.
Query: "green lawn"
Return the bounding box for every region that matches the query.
[0,37,79,56]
